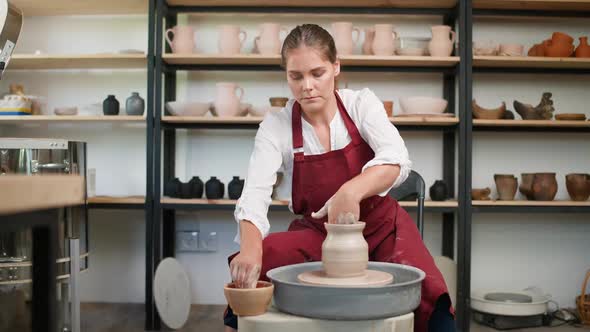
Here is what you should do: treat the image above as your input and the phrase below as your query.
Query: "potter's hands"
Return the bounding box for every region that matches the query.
[311,187,360,224]
[230,250,262,289]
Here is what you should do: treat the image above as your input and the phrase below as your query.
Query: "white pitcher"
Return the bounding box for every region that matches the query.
[218,25,247,55]
[165,26,197,54]
[214,82,244,117]
[331,22,360,56]
[254,23,287,55]
[428,25,456,57]
[371,24,398,56]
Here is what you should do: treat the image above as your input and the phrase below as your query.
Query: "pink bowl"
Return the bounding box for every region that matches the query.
[399,97,448,114]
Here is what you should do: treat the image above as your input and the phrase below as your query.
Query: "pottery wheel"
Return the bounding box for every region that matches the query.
[153,258,191,329]
[297,269,393,287]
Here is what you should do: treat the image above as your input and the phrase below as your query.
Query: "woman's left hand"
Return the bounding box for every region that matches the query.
[311,186,360,224]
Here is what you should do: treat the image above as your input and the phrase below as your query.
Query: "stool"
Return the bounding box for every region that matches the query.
[239,306,414,332]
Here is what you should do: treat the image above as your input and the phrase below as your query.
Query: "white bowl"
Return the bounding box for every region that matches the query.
[165,101,211,116]
[249,105,282,117]
[399,97,448,114]
[210,103,251,117]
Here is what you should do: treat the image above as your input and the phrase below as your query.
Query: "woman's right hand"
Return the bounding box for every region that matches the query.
[230,249,262,289]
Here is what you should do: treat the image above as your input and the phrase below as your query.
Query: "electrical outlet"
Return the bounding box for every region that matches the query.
[199,232,218,252]
[176,231,200,252]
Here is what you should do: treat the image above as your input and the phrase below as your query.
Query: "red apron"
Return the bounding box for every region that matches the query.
[229,91,451,332]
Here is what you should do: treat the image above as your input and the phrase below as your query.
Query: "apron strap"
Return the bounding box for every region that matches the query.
[291,90,363,152]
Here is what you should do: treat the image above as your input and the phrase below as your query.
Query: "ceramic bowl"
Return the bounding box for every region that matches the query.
[249,105,282,117]
[473,41,499,55]
[54,106,78,116]
[269,97,289,107]
[399,97,448,115]
[223,281,274,316]
[395,37,429,56]
[210,102,251,117]
[165,101,211,116]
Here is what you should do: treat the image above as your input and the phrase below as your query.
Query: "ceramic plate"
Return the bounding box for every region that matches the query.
[154,258,191,329]
[297,269,393,287]
[395,113,455,117]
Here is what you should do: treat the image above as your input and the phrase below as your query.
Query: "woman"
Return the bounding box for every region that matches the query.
[224,24,454,332]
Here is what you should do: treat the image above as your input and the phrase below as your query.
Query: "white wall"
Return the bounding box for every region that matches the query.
[2,13,588,309]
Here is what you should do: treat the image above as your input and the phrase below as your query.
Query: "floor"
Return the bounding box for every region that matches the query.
[80,303,590,332]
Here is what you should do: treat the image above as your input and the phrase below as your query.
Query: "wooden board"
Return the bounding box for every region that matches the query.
[9,54,147,70]
[472,200,590,206]
[162,115,459,126]
[0,175,84,215]
[167,0,457,9]
[473,56,590,69]
[0,115,146,124]
[163,54,459,68]
[473,0,590,11]
[473,119,590,128]
[11,0,148,16]
[87,196,145,205]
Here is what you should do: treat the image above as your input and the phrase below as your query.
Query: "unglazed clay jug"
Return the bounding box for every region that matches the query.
[371,24,398,56]
[214,82,244,117]
[428,25,456,57]
[532,173,558,201]
[218,25,247,55]
[331,22,360,56]
[575,36,590,58]
[362,27,375,55]
[255,23,287,55]
[322,222,368,277]
[544,32,575,57]
[165,26,196,54]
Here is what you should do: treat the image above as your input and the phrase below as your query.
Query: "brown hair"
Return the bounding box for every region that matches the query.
[280,24,337,68]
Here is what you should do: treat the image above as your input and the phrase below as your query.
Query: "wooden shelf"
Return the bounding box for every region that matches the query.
[0,175,84,215]
[167,0,458,9]
[473,0,590,11]
[163,54,460,68]
[11,0,148,16]
[473,56,590,69]
[88,196,145,205]
[473,200,590,206]
[0,115,146,125]
[9,54,147,70]
[473,119,590,130]
[162,115,459,126]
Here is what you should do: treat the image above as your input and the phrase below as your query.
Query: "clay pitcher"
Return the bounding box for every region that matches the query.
[428,25,456,57]
[565,173,590,201]
[218,25,247,55]
[494,174,518,200]
[532,173,558,201]
[254,23,287,55]
[575,36,590,58]
[165,26,196,54]
[322,222,368,278]
[362,27,375,55]
[214,82,244,117]
[544,32,575,57]
[331,22,360,56]
[519,173,536,200]
[371,24,398,56]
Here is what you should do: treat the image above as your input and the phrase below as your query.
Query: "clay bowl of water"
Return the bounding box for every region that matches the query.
[223,281,274,316]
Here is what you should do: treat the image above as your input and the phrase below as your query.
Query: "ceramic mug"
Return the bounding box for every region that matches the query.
[254,23,288,55]
[165,26,196,54]
[331,22,360,56]
[218,25,247,55]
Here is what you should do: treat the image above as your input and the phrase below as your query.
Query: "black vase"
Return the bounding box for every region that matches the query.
[228,176,245,200]
[179,182,192,199]
[429,180,448,201]
[205,177,225,199]
[103,95,120,115]
[189,176,204,198]
[164,178,181,197]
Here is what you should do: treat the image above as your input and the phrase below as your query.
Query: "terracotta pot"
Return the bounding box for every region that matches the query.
[224,281,274,316]
[428,25,456,57]
[382,100,393,117]
[472,187,491,200]
[269,97,288,107]
[532,173,558,201]
[552,32,574,45]
[544,33,575,57]
[362,27,375,55]
[494,174,517,200]
[528,43,545,57]
[575,36,590,58]
[519,173,536,200]
[322,222,368,278]
[372,24,397,56]
[331,22,360,56]
[565,173,590,201]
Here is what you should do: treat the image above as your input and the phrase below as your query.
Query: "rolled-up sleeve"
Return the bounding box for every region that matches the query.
[356,88,412,196]
[233,114,283,243]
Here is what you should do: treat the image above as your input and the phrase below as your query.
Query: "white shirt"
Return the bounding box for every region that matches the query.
[233,88,412,243]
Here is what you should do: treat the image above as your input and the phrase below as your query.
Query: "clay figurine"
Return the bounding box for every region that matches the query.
[514,92,555,120]
[472,100,506,120]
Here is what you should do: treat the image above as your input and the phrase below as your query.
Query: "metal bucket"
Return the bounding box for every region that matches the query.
[0,138,88,332]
